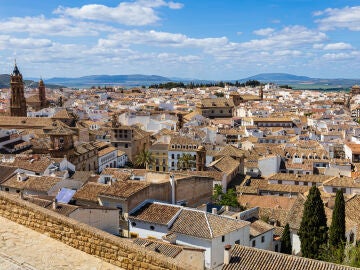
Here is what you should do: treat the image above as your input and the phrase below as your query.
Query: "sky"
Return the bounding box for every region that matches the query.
[1,0,360,80]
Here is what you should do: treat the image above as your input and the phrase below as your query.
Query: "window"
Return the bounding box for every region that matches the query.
[252,240,256,247]
[5,188,9,192]
[304,182,308,186]
[150,225,155,230]
[295,181,299,185]
[278,180,282,184]
[131,222,137,227]
[235,240,240,244]
[171,154,175,159]
[130,232,138,238]
[222,236,225,242]
[261,236,265,243]
[125,143,128,148]
[275,244,279,252]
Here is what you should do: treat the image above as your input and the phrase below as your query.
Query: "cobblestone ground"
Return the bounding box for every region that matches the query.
[0,216,123,270]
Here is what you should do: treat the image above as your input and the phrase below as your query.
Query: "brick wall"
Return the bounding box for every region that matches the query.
[0,191,188,270]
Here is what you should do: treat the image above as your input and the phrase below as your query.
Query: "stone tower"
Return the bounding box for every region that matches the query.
[10,63,27,117]
[38,78,46,108]
[259,85,264,100]
[48,122,75,158]
[196,145,206,171]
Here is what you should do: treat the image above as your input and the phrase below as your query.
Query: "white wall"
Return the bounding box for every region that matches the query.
[70,208,119,235]
[250,230,274,251]
[258,156,281,178]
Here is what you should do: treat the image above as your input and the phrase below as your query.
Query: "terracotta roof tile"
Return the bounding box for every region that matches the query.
[223,245,358,270]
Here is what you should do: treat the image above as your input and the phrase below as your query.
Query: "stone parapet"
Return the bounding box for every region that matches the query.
[0,192,189,270]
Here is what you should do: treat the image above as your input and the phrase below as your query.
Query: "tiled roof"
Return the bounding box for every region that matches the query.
[346,195,360,240]
[130,202,181,225]
[98,146,117,157]
[100,180,150,198]
[268,173,333,183]
[200,98,234,108]
[209,156,240,175]
[323,176,360,188]
[2,174,62,193]
[0,156,53,173]
[214,145,245,159]
[249,220,274,238]
[73,182,108,203]
[222,245,358,270]
[0,165,17,183]
[170,209,249,239]
[132,238,183,258]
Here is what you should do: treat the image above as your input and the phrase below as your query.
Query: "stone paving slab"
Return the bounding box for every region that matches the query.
[0,216,123,270]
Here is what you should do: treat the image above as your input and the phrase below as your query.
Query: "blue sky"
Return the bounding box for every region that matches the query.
[1,0,360,79]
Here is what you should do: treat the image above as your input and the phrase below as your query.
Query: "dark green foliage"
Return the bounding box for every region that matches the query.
[280,224,292,254]
[329,190,346,248]
[212,184,240,208]
[177,153,195,170]
[134,149,154,169]
[347,244,360,267]
[298,186,328,259]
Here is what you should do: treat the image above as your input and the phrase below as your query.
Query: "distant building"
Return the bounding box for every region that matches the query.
[9,63,27,117]
[197,98,234,119]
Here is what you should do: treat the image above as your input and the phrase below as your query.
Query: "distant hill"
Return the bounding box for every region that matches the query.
[240,73,312,83]
[238,73,360,89]
[0,74,65,89]
[45,74,172,87]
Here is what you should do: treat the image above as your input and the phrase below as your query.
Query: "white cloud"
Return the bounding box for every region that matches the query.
[253,28,275,36]
[0,15,115,36]
[98,30,228,49]
[241,26,327,51]
[315,6,360,31]
[54,0,183,26]
[322,51,360,60]
[323,42,353,50]
[0,35,53,49]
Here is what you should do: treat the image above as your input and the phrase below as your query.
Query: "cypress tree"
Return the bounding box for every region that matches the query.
[280,223,292,254]
[298,186,328,259]
[329,189,346,247]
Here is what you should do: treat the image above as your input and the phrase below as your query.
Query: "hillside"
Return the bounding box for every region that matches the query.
[45,74,172,87]
[0,74,63,89]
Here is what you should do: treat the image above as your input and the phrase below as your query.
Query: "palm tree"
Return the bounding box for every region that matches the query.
[178,153,195,171]
[134,149,154,170]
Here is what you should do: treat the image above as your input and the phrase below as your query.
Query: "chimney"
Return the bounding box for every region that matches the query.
[212,207,217,215]
[170,174,176,204]
[52,199,58,210]
[224,245,232,265]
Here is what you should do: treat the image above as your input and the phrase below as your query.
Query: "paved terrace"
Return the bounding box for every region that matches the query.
[0,216,123,270]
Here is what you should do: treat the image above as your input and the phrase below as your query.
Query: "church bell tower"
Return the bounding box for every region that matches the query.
[10,62,27,117]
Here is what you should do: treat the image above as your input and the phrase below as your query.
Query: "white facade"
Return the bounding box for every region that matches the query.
[258,155,281,178]
[117,152,128,167]
[69,208,119,235]
[98,149,118,173]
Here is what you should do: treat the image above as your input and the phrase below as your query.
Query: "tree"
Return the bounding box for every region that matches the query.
[134,149,154,169]
[329,190,346,248]
[347,244,360,267]
[280,224,292,254]
[212,185,240,208]
[177,153,195,171]
[298,186,328,259]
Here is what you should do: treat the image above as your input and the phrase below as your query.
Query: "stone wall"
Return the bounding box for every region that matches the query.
[0,191,189,270]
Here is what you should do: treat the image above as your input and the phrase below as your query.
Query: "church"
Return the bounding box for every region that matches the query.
[9,62,49,116]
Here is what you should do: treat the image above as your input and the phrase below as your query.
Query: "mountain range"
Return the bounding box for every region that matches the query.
[0,73,359,89]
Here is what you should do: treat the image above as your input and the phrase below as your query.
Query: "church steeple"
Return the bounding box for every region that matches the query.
[9,62,27,117]
[38,78,46,108]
